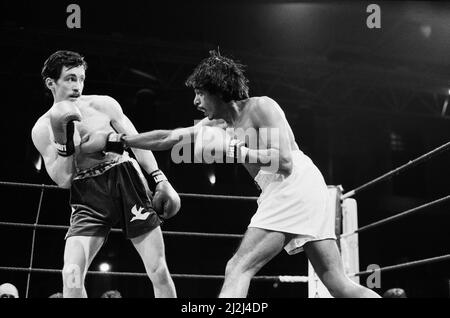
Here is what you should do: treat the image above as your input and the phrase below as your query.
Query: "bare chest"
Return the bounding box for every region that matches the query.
[76,104,112,138]
[229,119,268,149]
[228,118,263,177]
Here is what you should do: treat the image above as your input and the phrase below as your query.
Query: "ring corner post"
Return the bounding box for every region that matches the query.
[340,196,360,285]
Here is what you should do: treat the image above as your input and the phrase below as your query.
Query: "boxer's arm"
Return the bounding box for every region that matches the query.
[102,96,162,174]
[122,126,195,151]
[102,96,180,218]
[120,117,221,151]
[31,121,77,188]
[240,97,293,175]
[118,115,162,173]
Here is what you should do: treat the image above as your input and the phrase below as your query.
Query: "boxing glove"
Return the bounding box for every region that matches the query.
[104,132,127,154]
[226,137,248,163]
[79,131,127,154]
[150,170,181,220]
[49,101,81,156]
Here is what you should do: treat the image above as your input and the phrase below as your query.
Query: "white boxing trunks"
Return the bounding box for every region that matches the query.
[249,150,337,255]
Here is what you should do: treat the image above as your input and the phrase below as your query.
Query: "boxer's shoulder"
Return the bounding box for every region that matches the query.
[31,115,52,150]
[248,96,283,124]
[82,94,117,108]
[35,109,52,124]
[239,96,269,119]
[81,95,123,119]
[252,96,277,111]
[32,111,52,137]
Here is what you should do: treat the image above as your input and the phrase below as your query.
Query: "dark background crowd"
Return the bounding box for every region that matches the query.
[0,1,449,297]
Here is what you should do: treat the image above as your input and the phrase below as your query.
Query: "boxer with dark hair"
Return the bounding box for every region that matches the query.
[83,50,380,298]
[31,50,180,298]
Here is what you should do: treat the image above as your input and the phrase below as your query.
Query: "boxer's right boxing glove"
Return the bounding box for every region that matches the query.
[49,101,82,156]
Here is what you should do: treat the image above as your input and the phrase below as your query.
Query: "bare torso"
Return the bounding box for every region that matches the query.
[227,97,299,179]
[37,95,122,172]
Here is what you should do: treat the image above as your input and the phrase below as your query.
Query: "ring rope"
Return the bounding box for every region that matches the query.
[340,194,450,238]
[278,275,309,283]
[0,221,244,239]
[0,266,308,283]
[349,254,450,277]
[0,181,61,190]
[342,140,450,199]
[178,193,258,201]
[2,174,447,289]
[0,181,258,201]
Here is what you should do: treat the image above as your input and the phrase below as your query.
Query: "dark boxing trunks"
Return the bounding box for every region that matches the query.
[66,157,162,240]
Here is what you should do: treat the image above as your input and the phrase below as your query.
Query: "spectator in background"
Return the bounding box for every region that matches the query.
[100,289,122,298]
[0,283,19,298]
[383,288,407,298]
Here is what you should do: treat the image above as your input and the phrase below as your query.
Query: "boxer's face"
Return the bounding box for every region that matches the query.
[47,65,85,102]
[193,89,221,120]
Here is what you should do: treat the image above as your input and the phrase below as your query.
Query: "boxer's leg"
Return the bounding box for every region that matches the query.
[304,239,380,298]
[219,228,288,298]
[131,226,176,298]
[62,235,105,298]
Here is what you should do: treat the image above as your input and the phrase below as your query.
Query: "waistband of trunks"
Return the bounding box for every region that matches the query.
[253,150,310,191]
[74,152,133,180]
[254,170,285,192]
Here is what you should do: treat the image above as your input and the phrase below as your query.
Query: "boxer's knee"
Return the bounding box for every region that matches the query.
[62,263,84,288]
[146,257,171,286]
[318,269,357,298]
[62,263,85,297]
[224,254,255,277]
[224,255,239,276]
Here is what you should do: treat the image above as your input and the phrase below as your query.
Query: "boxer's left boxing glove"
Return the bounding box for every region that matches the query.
[79,131,127,154]
[226,137,249,163]
[149,170,181,220]
[104,132,127,154]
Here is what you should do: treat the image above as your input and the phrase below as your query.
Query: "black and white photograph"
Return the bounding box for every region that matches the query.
[0,0,449,304]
